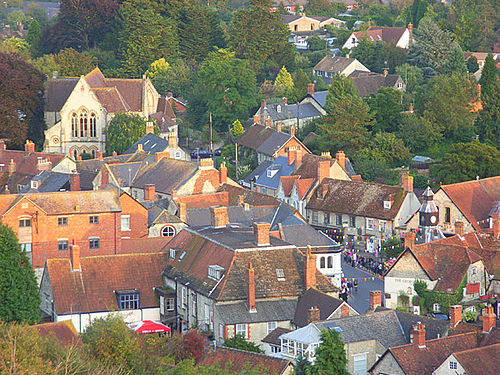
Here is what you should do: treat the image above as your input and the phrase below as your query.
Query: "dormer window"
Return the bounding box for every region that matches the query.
[31,180,38,189]
[276,269,285,281]
[384,200,392,209]
[116,290,140,310]
[208,265,224,281]
[277,105,281,113]
[169,247,179,259]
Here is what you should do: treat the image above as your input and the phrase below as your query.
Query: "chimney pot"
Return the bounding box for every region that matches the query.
[70,173,80,191]
[210,206,228,229]
[411,322,426,348]
[404,231,416,250]
[146,121,155,135]
[321,151,331,158]
[305,246,317,290]
[290,126,295,138]
[317,160,330,183]
[455,221,464,236]
[144,184,155,201]
[369,290,382,311]
[199,158,214,169]
[253,222,271,246]
[24,140,35,154]
[308,306,321,323]
[483,305,496,333]
[449,305,462,328]
[8,159,15,176]
[219,162,227,185]
[70,244,81,271]
[307,83,315,95]
[253,115,259,124]
[178,202,187,222]
[335,151,345,170]
[402,172,413,192]
[247,262,256,312]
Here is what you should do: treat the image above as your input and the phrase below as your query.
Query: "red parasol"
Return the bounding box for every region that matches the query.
[128,320,171,334]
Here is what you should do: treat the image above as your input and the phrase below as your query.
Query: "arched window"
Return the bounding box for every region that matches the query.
[90,113,97,138]
[73,149,78,159]
[320,256,325,269]
[71,113,78,137]
[91,149,96,158]
[327,256,333,268]
[161,225,176,237]
[79,110,88,137]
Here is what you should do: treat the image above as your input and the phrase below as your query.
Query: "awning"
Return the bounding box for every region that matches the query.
[127,320,171,334]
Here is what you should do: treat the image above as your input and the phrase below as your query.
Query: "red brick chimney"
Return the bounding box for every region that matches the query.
[401,172,413,192]
[247,262,256,313]
[288,148,296,166]
[8,159,15,176]
[336,151,345,170]
[25,140,35,154]
[155,151,170,162]
[210,206,228,228]
[492,213,499,239]
[70,173,80,191]
[321,151,331,158]
[411,322,426,348]
[449,305,462,328]
[146,121,155,135]
[276,123,282,133]
[37,158,52,172]
[70,244,80,272]
[369,290,382,311]
[290,126,295,138]
[219,162,227,184]
[254,222,271,246]
[341,304,350,318]
[483,305,496,333]
[178,202,186,222]
[307,83,315,95]
[168,133,177,149]
[308,306,320,323]
[144,184,155,201]
[265,117,271,128]
[100,166,109,189]
[253,115,259,124]
[305,246,317,290]
[317,160,330,183]
[295,149,303,167]
[455,221,464,236]
[404,231,416,250]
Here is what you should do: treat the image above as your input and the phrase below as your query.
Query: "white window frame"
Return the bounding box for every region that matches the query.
[267,321,278,335]
[366,218,374,230]
[433,303,441,312]
[181,286,187,308]
[121,215,130,231]
[353,353,368,375]
[236,323,248,339]
[449,361,457,370]
[161,225,176,237]
[166,297,175,311]
[379,220,386,232]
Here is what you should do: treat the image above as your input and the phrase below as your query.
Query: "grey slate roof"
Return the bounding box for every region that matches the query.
[256,131,293,157]
[262,327,293,345]
[254,156,296,190]
[216,299,297,325]
[350,73,403,98]
[280,224,339,249]
[314,56,362,74]
[294,288,344,327]
[310,91,328,108]
[264,102,322,122]
[107,162,143,187]
[21,171,70,193]
[124,133,169,155]
[45,78,79,113]
[244,160,272,186]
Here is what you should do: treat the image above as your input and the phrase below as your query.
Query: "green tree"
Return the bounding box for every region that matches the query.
[25,19,42,58]
[231,119,245,138]
[6,10,28,28]
[118,0,178,77]
[224,334,264,353]
[145,57,169,79]
[0,37,31,60]
[395,64,424,94]
[291,69,311,102]
[409,18,454,76]
[54,48,97,76]
[397,114,442,153]
[228,0,294,76]
[294,355,312,375]
[149,58,193,98]
[310,329,348,375]
[410,0,428,27]
[307,35,327,51]
[0,224,40,324]
[274,66,294,97]
[105,113,151,155]
[479,53,498,94]
[466,56,479,74]
[366,87,403,133]
[431,140,500,184]
[320,74,373,154]
[369,132,411,166]
[477,77,500,148]
[190,49,258,131]
[442,43,467,76]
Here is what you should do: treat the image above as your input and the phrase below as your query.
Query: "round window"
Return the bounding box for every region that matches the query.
[161,226,175,237]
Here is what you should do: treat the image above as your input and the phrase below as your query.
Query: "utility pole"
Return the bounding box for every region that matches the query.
[209,112,213,153]
[235,142,239,181]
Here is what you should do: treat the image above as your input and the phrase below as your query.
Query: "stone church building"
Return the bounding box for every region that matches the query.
[43,68,169,158]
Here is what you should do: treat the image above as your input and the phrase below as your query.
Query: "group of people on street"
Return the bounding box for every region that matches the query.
[340,279,358,302]
[343,250,387,276]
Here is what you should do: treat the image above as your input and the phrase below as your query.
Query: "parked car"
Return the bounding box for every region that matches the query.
[190,149,213,160]
[214,148,222,157]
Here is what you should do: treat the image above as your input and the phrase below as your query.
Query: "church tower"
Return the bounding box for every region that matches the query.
[419,186,444,243]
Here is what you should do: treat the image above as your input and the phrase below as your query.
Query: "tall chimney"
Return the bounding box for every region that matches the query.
[336,151,345,170]
[70,244,81,271]
[307,306,320,323]
[210,206,228,228]
[408,23,413,42]
[253,115,259,124]
[70,173,80,191]
[24,140,35,154]
[178,202,187,222]
[411,323,426,348]
[168,133,177,149]
[247,262,256,312]
[219,162,227,184]
[402,172,413,192]
[101,166,109,189]
[8,159,15,176]
[304,246,317,290]
[144,184,155,201]
[307,83,315,95]
[276,123,282,133]
[295,149,303,167]
[254,222,271,246]
[449,305,462,328]
[290,126,295,138]
[317,160,330,183]
[265,117,271,128]
[483,305,496,333]
[288,148,295,166]
[146,121,155,135]
[404,231,415,250]
[455,221,464,236]
[369,290,382,311]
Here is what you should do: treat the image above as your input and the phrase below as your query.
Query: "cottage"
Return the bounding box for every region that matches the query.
[343,25,412,50]
[313,55,370,83]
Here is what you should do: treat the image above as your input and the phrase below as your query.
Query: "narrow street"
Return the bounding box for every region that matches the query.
[341,258,384,314]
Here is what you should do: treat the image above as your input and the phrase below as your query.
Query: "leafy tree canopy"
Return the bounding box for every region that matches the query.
[274,66,294,97]
[105,113,155,155]
[224,334,264,353]
[310,329,349,375]
[231,119,245,138]
[366,87,403,133]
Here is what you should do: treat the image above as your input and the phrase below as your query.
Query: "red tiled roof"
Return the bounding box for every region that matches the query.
[31,321,82,347]
[453,342,500,375]
[386,332,496,375]
[175,192,229,208]
[199,346,292,375]
[218,183,281,207]
[296,178,315,200]
[92,87,131,113]
[0,149,65,176]
[47,252,166,314]
[101,78,144,112]
[439,176,500,230]
[354,27,407,45]
[280,175,299,197]
[120,237,172,254]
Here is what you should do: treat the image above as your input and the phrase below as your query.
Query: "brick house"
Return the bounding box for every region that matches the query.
[0,189,148,280]
[40,248,166,332]
[160,208,337,345]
